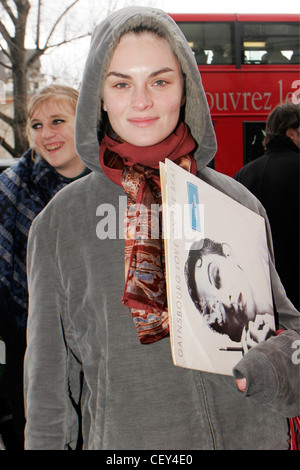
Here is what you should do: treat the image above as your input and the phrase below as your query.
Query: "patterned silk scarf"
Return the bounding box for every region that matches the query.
[99,122,196,343]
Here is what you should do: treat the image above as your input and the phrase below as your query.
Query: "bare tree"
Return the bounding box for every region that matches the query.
[0,0,91,158]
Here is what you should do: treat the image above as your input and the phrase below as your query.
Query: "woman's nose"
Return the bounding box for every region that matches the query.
[131,87,153,110]
[42,125,56,139]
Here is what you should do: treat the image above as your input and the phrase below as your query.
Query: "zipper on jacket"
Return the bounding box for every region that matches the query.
[197,372,217,449]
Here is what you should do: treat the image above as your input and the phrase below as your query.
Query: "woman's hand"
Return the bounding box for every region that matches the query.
[235,377,247,392]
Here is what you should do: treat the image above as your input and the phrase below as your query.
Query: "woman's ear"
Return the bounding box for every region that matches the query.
[285,127,298,146]
[102,100,107,112]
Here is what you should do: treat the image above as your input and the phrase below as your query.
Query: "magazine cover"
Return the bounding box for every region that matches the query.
[160,159,275,376]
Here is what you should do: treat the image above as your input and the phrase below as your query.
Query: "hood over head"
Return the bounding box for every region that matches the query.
[75,6,217,173]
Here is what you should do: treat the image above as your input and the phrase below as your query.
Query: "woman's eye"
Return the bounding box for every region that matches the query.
[53,119,65,125]
[31,123,42,130]
[154,79,167,87]
[115,82,128,89]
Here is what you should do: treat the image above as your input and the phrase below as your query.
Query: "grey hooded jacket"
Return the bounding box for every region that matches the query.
[24,7,300,450]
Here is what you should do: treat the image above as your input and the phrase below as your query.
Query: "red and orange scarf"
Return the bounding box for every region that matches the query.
[99,122,196,344]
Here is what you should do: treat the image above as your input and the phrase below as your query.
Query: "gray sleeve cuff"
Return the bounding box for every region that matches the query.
[233,346,278,403]
[232,330,300,417]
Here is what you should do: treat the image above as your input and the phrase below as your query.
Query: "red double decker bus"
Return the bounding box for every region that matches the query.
[169,13,300,176]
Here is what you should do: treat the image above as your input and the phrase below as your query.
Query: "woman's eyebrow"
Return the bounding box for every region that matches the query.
[31,114,66,123]
[149,67,175,78]
[106,71,131,79]
[106,67,175,80]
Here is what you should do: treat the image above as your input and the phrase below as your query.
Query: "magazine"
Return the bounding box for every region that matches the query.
[160,159,275,376]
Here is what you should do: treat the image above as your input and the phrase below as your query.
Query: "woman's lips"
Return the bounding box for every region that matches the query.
[127,117,158,128]
[44,142,63,152]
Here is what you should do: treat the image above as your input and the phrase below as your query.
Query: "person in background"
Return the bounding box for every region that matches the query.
[234,102,299,311]
[0,84,90,449]
[24,7,299,450]
[261,40,290,64]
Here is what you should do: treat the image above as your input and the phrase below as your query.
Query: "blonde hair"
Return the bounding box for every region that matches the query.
[26,84,79,147]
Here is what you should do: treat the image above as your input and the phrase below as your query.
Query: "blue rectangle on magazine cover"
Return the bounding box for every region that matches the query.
[187,182,201,232]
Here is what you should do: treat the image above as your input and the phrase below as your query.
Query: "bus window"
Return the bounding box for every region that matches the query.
[169,13,299,176]
[242,22,299,64]
[175,22,235,65]
[243,122,266,164]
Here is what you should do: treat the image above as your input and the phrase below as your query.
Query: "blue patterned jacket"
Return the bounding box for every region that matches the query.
[0,149,88,337]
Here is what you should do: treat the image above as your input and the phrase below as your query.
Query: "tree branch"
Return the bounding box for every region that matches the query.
[26,32,91,69]
[0,135,18,158]
[0,43,13,62]
[35,0,41,49]
[0,21,13,47]
[43,0,81,49]
[25,48,43,69]
[45,33,91,50]
[0,0,17,26]
[0,60,12,70]
[0,110,15,127]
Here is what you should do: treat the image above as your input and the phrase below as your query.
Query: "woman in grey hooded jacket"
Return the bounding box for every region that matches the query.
[24,7,300,450]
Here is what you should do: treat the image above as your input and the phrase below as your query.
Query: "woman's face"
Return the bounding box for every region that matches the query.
[194,245,256,341]
[102,31,185,147]
[29,99,85,178]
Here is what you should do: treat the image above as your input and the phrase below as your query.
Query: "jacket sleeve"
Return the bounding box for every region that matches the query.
[233,245,300,418]
[24,218,76,450]
[0,172,16,320]
[202,169,300,417]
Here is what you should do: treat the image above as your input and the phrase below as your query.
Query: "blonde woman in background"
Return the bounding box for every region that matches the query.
[0,84,89,449]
